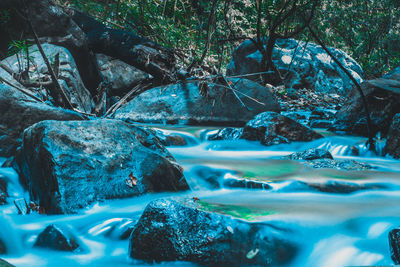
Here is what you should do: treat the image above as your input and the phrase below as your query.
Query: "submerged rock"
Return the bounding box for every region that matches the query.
[242,112,323,145]
[286,148,333,160]
[129,199,297,266]
[303,159,372,171]
[385,113,400,158]
[15,119,188,214]
[0,84,83,157]
[34,224,80,251]
[227,38,363,94]
[113,79,280,125]
[154,130,198,147]
[389,228,400,264]
[331,68,400,137]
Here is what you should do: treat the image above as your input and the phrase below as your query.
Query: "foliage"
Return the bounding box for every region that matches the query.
[57,0,399,79]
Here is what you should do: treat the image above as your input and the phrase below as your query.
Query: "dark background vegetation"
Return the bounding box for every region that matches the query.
[34,0,400,79]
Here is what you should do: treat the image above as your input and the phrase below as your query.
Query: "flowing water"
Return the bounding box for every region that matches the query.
[1,125,400,266]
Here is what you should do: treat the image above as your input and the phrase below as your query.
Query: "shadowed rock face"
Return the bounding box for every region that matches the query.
[331,67,400,137]
[385,113,400,158]
[1,44,94,113]
[129,198,297,266]
[113,79,280,126]
[242,112,323,146]
[227,38,363,94]
[15,119,188,214]
[0,84,83,157]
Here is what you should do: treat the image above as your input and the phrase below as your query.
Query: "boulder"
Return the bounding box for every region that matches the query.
[331,68,400,137]
[1,44,93,113]
[286,148,333,160]
[0,83,83,157]
[389,228,400,264]
[227,38,363,94]
[205,127,243,141]
[113,79,280,126]
[15,119,188,214]
[95,53,151,96]
[385,113,400,158]
[242,112,323,145]
[0,0,102,93]
[34,224,80,252]
[129,199,297,266]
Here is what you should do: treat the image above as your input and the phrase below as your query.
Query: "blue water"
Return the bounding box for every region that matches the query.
[1,127,400,266]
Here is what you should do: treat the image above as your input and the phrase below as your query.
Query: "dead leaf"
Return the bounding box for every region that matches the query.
[125,172,138,189]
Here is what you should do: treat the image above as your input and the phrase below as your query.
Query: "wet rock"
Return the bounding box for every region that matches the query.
[309,120,332,129]
[0,176,7,205]
[189,166,229,190]
[88,218,136,240]
[331,69,400,137]
[206,127,243,141]
[303,159,372,171]
[95,53,151,96]
[0,239,5,254]
[113,79,280,126]
[15,119,188,214]
[385,113,400,158]
[129,199,297,266]
[0,44,93,113]
[306,180,385,194]
[34,224,80,251]
[389,228,400,264]
[286,148,333,161]
[0,259,13,266]
[227,38,363,94]
[154,130,198,147]
[242,112,323,146]
[223,177,271,190]
[0,83,83,157]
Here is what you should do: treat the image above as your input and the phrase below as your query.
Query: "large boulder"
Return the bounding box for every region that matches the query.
[227,38,363,94]
[242,112,323,145]
[15,119,188,214]
[0,84,83,157]
[385,113,400,158]
[113,79,280,126]
[129,199,297,266]
[331,67,400,137]
[1,44,93,113]
[0,0,102,93]
[95,53,151,96]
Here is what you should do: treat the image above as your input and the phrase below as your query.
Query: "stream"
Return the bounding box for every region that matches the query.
[1,125,400,266]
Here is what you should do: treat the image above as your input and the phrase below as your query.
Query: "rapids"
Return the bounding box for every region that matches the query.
[1,125,400,266]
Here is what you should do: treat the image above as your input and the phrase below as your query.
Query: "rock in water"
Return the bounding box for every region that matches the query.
[113,79,280,125]
[385,113,400,158]
[286,148,333,160]
[227,38,363,94]
[389,228,400,264]
[15,119,188,214]
[0,84,83,157]
[242,112,323,145]
[34,224,80,251]
[129,199,297,266]
[331,67,400,137]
